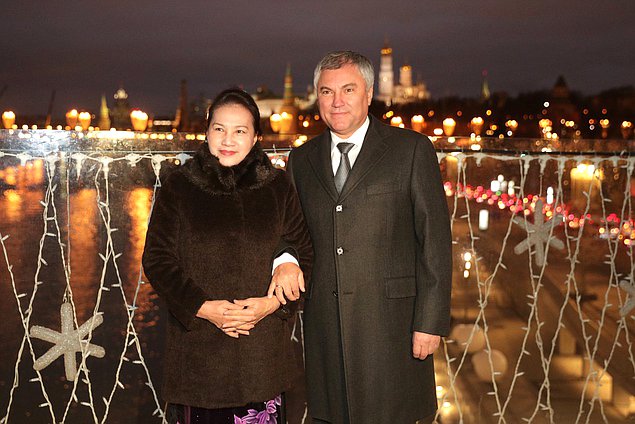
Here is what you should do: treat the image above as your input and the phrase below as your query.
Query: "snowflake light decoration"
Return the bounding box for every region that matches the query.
[30,302,105,381]
[512,199,564,267]
[619,280,635,317]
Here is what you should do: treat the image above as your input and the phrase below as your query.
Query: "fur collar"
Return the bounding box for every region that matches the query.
[182,142,276,195]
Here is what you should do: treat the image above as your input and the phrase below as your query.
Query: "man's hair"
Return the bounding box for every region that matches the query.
[313,51,374,92]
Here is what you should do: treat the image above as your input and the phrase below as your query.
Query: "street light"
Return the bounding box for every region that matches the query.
[78,112,91,131]
[411,115,424,133]
[130,110,149,131]
[66,109,79,128]
[470,117,484,136]
[505,119,518,136]
[390,116,403,128]
[270,113,282,133]
[539,119,552,138]
[621,121,633,139]
[599,119,610,139]
[2,111,15,129]
[443,118,456,136]
[280,112,293,134]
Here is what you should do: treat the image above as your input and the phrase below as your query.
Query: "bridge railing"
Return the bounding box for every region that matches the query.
[0,129,633,423]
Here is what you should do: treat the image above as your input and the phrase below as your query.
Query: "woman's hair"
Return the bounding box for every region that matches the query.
[313,51,374,92]
[205,88,262,136]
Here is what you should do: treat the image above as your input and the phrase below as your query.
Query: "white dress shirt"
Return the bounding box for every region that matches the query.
[273,117,370,272]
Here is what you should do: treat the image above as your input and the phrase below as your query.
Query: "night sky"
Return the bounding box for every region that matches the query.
[3,0,634,117]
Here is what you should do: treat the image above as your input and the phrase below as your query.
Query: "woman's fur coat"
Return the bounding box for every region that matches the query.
[142,143,312,409]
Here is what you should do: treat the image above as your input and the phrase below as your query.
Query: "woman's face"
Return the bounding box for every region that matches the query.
[207,103,257,167]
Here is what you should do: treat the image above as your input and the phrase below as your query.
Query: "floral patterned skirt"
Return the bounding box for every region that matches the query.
[167,395,282,424]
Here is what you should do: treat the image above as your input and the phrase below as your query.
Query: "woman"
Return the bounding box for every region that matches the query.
[142,88,312,424]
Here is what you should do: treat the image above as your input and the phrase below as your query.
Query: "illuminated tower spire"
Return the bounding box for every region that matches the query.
[98,94,111,130]
[399,60,412,88]
[283,63,294,106]
[45,90,56,127]
[279,63,298,134]
[481,70,491,102]
[378,40,394,104]
[174,79,189,132]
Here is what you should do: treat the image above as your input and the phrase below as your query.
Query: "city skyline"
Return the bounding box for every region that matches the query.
[2,0,634,116]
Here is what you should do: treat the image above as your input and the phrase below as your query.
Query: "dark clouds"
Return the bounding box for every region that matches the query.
[2,0,634,116]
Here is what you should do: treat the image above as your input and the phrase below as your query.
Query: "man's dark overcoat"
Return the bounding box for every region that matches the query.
[142,144,312,409]
[287,117,452,423]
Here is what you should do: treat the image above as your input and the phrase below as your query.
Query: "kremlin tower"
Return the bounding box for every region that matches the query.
[98,94,111,130]
[377,42,430,105]
[111,85,131,129]
[377,42,394,104]
[481,70,491,102]
[278,63,298,134]
[174,79,189,132]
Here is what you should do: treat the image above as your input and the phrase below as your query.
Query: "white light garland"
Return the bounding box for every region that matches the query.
[0,146,634,424]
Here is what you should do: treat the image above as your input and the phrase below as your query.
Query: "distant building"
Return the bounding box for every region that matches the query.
[111,86,131,130]
[150,117,175,132]
[375,42,430,105]
[187,93,211,132]
[253,85,282,118]
[548,75,579,124]
[254,64,316,119]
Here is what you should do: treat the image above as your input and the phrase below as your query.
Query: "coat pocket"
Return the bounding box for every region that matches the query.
[385,276,416,298]
[367,182,400,195]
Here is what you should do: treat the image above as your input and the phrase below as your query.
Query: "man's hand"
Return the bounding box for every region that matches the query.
[268,262,304,305]
[196,300,246,338]
[221,296,280,332]
[412,331,440,360]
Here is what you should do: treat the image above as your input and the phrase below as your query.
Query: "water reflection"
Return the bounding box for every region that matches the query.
[1,160,46,223]
[2,189,22,221]
[125,187,158,329]
[69,188,99,323]
[0,159,45,187]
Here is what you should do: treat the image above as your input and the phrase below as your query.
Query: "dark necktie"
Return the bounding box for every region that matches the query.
[334,142,355,193]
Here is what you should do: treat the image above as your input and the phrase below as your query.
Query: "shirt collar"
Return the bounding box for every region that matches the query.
[330,116,370,150]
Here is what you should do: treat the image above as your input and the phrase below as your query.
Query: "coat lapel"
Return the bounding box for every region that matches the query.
[307,131,339,201]
[339,117,390,200]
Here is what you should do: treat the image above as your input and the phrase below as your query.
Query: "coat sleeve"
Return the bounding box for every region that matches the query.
[281,173,313,282]
[269,154,304,270]
[274,165,314,319]
[142,175,208,330]
[410,136,453,336]
[271,152,302,262]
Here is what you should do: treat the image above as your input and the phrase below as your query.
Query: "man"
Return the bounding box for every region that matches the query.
[275,51,452,423]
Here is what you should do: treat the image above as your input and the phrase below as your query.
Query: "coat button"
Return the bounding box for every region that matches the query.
[332,290,338,297]
[335,205,343,212]
[336,247,344,255]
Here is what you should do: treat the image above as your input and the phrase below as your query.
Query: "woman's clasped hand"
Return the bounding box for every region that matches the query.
[196,297,280,338]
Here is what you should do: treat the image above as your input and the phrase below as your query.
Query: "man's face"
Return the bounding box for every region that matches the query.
[316,63,373,139]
